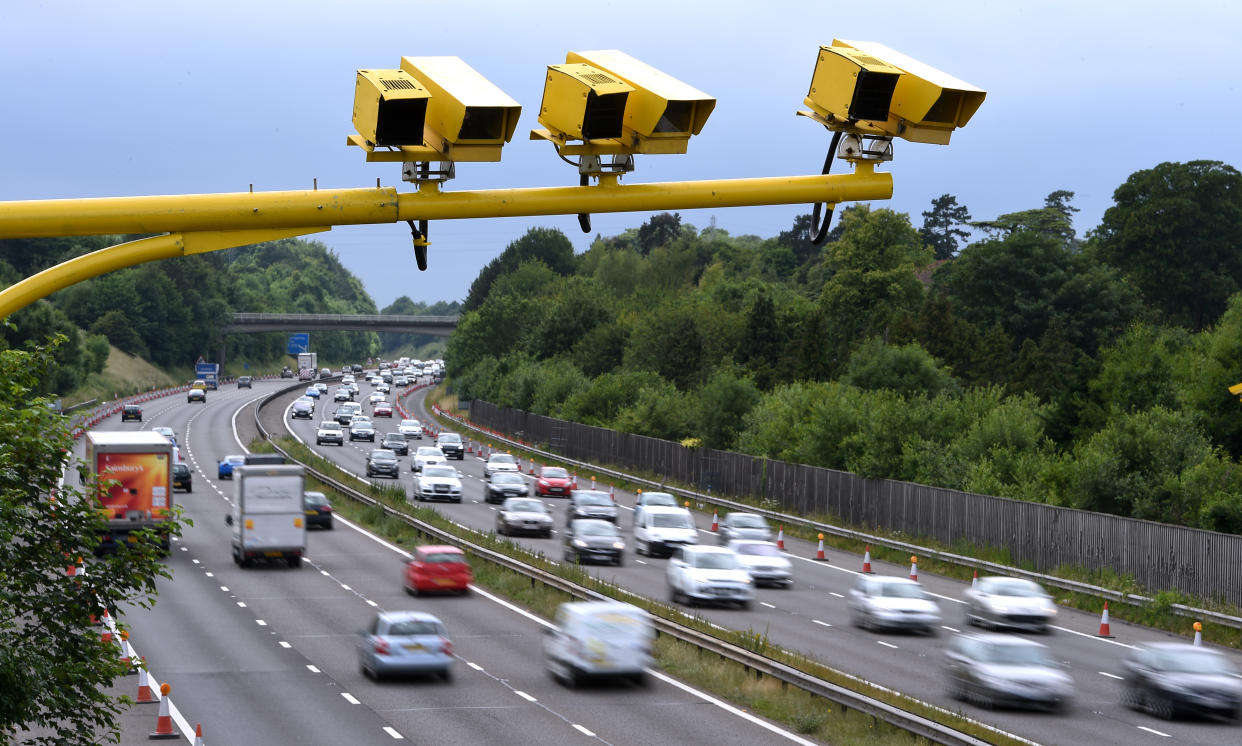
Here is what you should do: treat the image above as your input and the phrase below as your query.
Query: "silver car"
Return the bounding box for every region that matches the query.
[357,611,453,682]
[496,498,554,538]
[848,575,941,634]
[963,577,1057,633]
[727,540,793,587]
[945,633,1073,711]
[717,512,772,544]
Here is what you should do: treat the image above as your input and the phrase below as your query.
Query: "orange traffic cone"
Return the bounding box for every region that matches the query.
[710,510,719,531]
[814,533,827,561]
[466,441,473,454]
[862,545,873,574]
[590,475,597,489]
[1097,602,1113,638]
[529,461,537,476]
[776,525,785,550]
[134,667,157,704]
[609,484,615,501]
[971,569,978,589]
[909,556,918,581]
[149,683,178,739]
[193,723,205,746]
[119,632,136,674]
[1193,621,1203,646]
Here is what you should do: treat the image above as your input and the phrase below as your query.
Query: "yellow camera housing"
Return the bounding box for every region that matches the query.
[537,63,634,143]
[351,69,431,148]
[399,56,522,162]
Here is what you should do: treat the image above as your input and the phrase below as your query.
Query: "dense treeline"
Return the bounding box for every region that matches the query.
[447,160,1242,534]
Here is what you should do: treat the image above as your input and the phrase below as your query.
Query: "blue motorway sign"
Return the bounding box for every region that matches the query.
[287,333,310,354]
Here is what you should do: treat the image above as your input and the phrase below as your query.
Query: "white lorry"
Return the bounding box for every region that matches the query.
[297,352,318,381]
[85,431,175,553]
[226,461,306,567]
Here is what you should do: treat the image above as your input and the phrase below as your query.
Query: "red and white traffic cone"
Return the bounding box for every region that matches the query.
[529,461,537,476]
[466,442,473,454]
[814,533,827,561]
[1193,621,1203,646]
[710,510,719,532]
[590,475,596,490]
[776,525,785,550]
[609,483,615,501]
[149,683,178,739]
[134,667,157,704]
[1097,602,1114,638]
[119,632,136,674]
[862,545,873,574]
[193,723,205,746]
[909,556,918,581]
[971,569,978,589]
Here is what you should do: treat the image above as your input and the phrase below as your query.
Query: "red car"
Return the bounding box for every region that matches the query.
[373,401,394,418]
[404,546,471,595]
[536,466,577,498]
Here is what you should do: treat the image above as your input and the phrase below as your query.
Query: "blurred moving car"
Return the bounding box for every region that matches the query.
[413,446,447,472]
[334,388,352,402]
[373,401,394,418]
[716,512,772,544]
[436,432,465,460]
[1121,642,1242,720]
[544,601,653,688]
[727,539,793,587]
[563,519,625,566]
[121,404,143,422]
[535,466,576,498]
[172,462,192,493]
[567,490,618,524]
[632,490,678,527]
[303,491,333,529]
[963,577,1057,633]
[633,506,698,558]
[152,426,177,444]
[217,454,246,479]
[357,610,453,682]
[398,419,423,439]
[237,375,253,389]
[348,416,376,442]
[187,388,206,404]
[290,398,315,419]
[368,391,386,405]
[945,633,1074,711]
[304,386,321,399]
[486,472,529,503]
[496,497,554,537]
[413,465,462,502]
[316,420,344,446]
[280,366,293,378]
[365,449,400,479]
[335,401,362,426]
[404,545,471,595]
[848,576,941,634]
[381,432,409,456]
[484,453,520,480]
[667,545,752,608]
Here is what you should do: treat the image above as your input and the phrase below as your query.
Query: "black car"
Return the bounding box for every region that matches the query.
[281,367,294,378]
[172,462,192,493]
[563,519,624,566]
[381,433,408,456]
[486,473,529,504]
[121,404,143,422]
[1122,642,1242,720]
[237,375,253,389]
[303,491,333,530]
[365,449,400,479]
[436,433,465,460]
[187,388,206,403]
[567,490,618,525]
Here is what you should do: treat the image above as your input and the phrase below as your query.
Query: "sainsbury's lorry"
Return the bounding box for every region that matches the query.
[85,431,175,553]
[226,462,306,567]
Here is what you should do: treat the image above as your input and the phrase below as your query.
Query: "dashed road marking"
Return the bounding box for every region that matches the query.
[307,664,319,673]
[342,692,360,704]
[877,641,898,649]
[572,724,596,737]
[812,619,831,628]
[256,619,267,626]
[1099,671,1123,680]
[279,641,292,649]
[941,625,959,633]
[760,602,776,609]
[515,690,536,702]
[383,726,404,739]
[828,592,844,598]
[1137,726,1170,737]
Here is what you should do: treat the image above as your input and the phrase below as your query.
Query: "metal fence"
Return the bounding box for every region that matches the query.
[470,399,1242,607]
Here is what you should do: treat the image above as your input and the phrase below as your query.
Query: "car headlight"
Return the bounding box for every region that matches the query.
[742,577,752,585]
[991,603,1009,614]
[612,542,625,550]
[573,539,588,548]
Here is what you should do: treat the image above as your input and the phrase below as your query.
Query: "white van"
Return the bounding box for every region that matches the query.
[226,463,306,568]
[543,602,653,687]
[633,505,699,558]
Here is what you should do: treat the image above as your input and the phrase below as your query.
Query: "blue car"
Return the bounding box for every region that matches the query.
[217,454,246,480]
[305,387,321,399]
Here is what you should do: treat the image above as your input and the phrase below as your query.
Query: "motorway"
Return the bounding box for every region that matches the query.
[70,379,818,746]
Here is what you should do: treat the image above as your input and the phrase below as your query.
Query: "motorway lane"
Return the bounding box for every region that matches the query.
[322,384,1242,746]
[74,380,817,745]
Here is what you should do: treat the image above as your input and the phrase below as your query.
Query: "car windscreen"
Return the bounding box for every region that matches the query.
[303,493,329,507]
[576,522,618,537]
[979,644,1053,666]
[401,420,420,427]
[423,466,456,478]
[419,553,464,564]
[506,500,545,513]
[1149,649,1237,674]
[880,583,926,599]
[735,542,780,556]
[730,514,767,528]
[653,514,694,529]
[692,553,739,570]
[417,448,443,457]
[643,493,677,506]
[542,467,569,479]
[370,450,397,461]
[494,474,524,485]
[986,580,1044,597]
[439,434,461,443]
[491,455,516,464]
[320,422,341,430]
[576,493,611,506]
[386,620,443,636]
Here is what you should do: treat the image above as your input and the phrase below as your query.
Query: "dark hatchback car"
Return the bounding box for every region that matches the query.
[562,519,624,566]
[381,432,409,456]
[567,490,618,525]
[121,404,143,422]
[1122,642,1242,720]
[365,449,401,479]
[303,491,333,529]
[486,472,529,504]
[436,433,465,460]
[172,462,192,493]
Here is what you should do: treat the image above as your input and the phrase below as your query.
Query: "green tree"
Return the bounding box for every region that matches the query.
[1090,161,1242,330]
[636,212,686,257]
[919,194,972,260]
[0,336,183,743]
[695,365,761,450]
[463,228,576,312]
[973,190,1080,247]
[840,339,959,398]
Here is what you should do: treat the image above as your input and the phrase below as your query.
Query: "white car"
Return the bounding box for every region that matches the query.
[413,446,447,472]
[315,420,344,446]
[633,506,698,557]
[727,540,793,587]
[377,382,391,394]
[717,512,772,544]
[152,426,177,445]
[368,391,386,405]
[398,419,423,439]
[484,453,520,479]
[544,602,653,688]
[341,375,355,386]
[413,464,462,503]
[848,576,941,634]
[633,491,679,528]
[667,545,753,609]
[963,577,1057,633]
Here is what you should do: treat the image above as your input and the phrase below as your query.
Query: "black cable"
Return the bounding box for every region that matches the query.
[407,220,429,271]
[577,173,591,233]
[809,129,844,246]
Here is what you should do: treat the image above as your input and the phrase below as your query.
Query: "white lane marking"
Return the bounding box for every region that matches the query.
[877,641,898,649]
[220,586,229,592]
[342,692,361,705]
[191,559,200,564]
[204,572,213,577]
[256,619,267,626]
[340,584,352,591]
[760,602,776,609]
[828,592,844,598]
[466,661,483,671]
[279,641,292,649]
[383,726,405,739]
[572,724,596,737]
[321,570,331,576]
[366,599,378,607]
[941,625,959,633]
[1099,671,1123,680]
[180,546,188,552]
[1137,726,1170,737]
[636,559,647,565]
[812,619,832,628]
[515,690,537,702]
[307,665,320,673]
[237,601,247,608]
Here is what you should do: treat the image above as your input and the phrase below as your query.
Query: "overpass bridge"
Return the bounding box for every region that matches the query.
[223,313,459,336]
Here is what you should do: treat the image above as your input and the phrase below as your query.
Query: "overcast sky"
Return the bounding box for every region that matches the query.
[3,1,1240,309]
